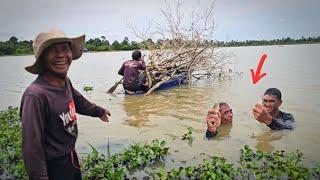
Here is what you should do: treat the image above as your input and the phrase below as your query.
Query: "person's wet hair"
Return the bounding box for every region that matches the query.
[132,50,142,60]
[219,102,229,108]
[264,88,282,100]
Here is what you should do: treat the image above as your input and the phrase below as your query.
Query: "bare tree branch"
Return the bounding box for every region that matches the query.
[127,0,233,95]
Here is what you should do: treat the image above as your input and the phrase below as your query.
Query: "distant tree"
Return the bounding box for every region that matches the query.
[94,38,104,46]
[1,43,14,55]
[86,44,96,51]
[96,45,111,51]
[131,41,140,49]
[104,40,110,46]
[121,45,131,50]
[111,40,121,50]
[8,36,18,44]
[121,37,129,48]
[1,34,320,56]
[284,37,291,43]
[101,36,110,46]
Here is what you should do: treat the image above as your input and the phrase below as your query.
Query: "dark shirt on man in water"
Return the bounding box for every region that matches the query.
[267,110,295,130]
[205,130,219,138]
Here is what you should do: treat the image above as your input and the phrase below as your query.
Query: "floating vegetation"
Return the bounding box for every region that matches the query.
[1,107,319,179]
[182,127,193,141]
[0,107,27,179]
[83,86,94,92]
[82,140,169,179]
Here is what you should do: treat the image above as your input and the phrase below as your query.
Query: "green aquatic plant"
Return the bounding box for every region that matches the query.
[0,107,27,179]
[82,140,169,179]
[156,145,320,180]
[82,143,126,180]
[83,86,94,92]
[311,164,320,179]
[0,106,319,179]
[182,127,193,141]
[238,145,310,179]
[156,156,237,179]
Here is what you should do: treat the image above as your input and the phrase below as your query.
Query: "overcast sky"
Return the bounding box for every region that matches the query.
[0,0,319,42]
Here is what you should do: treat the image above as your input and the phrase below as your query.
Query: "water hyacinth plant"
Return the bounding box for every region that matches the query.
[0,107,320,179]
[0,107,27,179]
[83,86,94,92]
[156,156,237,179]
[156,145,320,180]
[82,140,169,179]
[182,127,193,141]
[238,145,312,179]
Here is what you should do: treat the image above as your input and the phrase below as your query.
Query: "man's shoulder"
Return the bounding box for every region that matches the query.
[279,111,294,121]
[124,60,141,67]
[124,59,134,63]
[123,59,132,65]
[23,77,49,98]
[24,83,44,97]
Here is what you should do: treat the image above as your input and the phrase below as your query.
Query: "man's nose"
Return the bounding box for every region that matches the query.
[56,50,65,57]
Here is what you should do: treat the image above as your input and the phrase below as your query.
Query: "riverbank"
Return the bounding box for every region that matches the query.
[1,40,319,57]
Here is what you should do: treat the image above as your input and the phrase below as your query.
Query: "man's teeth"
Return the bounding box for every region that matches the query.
[55,61,67,65]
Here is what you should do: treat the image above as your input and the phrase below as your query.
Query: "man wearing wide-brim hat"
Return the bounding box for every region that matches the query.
[20,29,111,180]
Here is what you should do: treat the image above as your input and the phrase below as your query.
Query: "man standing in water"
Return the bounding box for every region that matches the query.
[20,29,111,179]
[205,102,233,138]
[252,88,295,130]
[118,50,147,94]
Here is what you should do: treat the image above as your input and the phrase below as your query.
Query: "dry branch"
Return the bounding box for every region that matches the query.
[128,0,232,95]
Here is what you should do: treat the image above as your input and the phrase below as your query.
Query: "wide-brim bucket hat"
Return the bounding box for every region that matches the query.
[25,29,85,74]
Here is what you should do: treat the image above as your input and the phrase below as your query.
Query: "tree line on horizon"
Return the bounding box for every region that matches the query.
[215,36,320,47]
[1,36,320,56]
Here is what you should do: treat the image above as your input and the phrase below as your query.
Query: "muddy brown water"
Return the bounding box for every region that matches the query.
[0,44,319,174]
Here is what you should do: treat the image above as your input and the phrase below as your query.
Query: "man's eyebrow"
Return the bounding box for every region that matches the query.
[263,99,275,101]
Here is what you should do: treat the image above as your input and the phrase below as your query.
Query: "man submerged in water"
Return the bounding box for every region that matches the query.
[205,88,294,139]
[205,102,233,138]
[252,88,295,130]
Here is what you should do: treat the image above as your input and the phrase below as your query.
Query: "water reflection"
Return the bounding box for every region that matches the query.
[122,85,217,127]
[253,130,283,152]
[207,124,233,141]
[216,124,233,140]
[122,95,151,127]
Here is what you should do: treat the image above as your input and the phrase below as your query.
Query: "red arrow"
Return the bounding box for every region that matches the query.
[250,54,267,84]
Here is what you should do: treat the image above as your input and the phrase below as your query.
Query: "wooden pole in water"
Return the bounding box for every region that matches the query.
[107,77,124,93]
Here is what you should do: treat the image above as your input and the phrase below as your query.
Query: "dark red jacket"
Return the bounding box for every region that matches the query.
[118,59,146,88]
